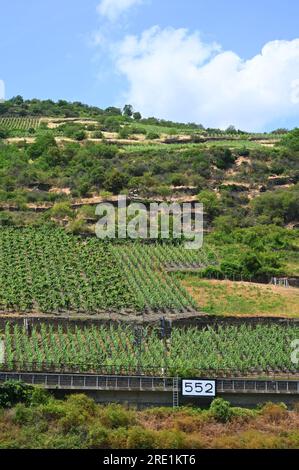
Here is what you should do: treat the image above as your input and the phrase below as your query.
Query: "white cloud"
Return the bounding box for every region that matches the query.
[90,30,106,47]
[115,27,299,130]
[0,79,5,102]
[97,0,143,21]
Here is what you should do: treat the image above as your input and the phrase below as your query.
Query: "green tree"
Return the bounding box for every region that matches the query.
[197,190,221,218]
[252,187,299,224]
[123,104,133,117]
[133,112,142,120]
[105,171,128,194]
[0,381,33,408]
[74,130,86,141]
[27,133,57,159]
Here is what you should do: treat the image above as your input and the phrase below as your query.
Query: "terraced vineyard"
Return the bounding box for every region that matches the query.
[142,244,219,269]
[0,227,203,315]
[112,244,198,311]
[2,323,299,376]
[0,117,41,130]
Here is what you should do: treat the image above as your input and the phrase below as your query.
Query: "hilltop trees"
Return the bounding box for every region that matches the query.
[122,105,142,120]
[123,104,133,117]
[0,97,105,118]
[133,112,142,120]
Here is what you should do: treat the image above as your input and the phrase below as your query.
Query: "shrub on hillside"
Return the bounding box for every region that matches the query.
[126,426,157,449]
[147,131,160,140]
[0,381,34,408]
[210,398,232,423]
[87,425,110,449]
[99,404,136,429]
[260,402,288,424]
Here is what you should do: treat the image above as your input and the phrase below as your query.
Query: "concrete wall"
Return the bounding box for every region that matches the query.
[1,314,298,331]
[52,389,299,410]
[53,389,174,409]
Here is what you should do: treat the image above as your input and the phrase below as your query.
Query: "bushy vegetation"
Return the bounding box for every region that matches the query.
[0,137,298,243]
[0,96,115,119]
[252,186,299,225]
[0,380,48,408]
[0,129,297,212]
[0,387,297,449]
[205,224,298,281]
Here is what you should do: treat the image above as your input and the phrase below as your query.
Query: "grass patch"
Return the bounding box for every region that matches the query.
[203,139,266,149]
[180,277,299,317]
[121,139,266,153]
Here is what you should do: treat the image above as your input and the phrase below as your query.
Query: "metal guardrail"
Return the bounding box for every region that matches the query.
[217,379,299,394]
[1,372,299,395]
[0,372,175,392]
[1,362,299,381]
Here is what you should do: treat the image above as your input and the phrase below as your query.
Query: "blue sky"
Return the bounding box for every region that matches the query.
[1,0,299,130]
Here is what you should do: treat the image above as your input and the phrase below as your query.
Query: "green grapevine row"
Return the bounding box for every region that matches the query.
[112,244,198,312]
[141,243,219,269]
[0,117,41,131]
[0,228,198,314]
[2,323,298,376]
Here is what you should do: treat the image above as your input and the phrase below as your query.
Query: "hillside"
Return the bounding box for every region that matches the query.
[0,99,299,454]
[0,98,298,320]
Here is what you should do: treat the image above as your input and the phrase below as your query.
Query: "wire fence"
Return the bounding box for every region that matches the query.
[1,361,299,380]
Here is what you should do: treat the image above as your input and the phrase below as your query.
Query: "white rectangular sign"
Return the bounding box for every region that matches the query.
[182,379,216,397]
